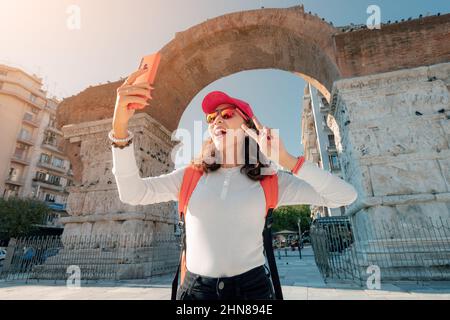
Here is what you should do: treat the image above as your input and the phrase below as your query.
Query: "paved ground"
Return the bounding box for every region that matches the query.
[1,245,450,300]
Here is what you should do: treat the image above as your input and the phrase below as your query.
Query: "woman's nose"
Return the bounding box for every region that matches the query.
[213,116,224,125]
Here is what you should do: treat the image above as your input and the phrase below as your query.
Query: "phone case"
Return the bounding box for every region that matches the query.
[127,52,161,110]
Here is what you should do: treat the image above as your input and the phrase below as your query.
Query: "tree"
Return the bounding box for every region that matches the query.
[272,204,311,233]
[0,197,50,239]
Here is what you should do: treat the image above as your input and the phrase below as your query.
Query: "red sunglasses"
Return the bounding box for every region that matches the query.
[206,106,249,124]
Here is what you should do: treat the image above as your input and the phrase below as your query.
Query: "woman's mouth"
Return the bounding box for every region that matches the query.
[214,128,227,137]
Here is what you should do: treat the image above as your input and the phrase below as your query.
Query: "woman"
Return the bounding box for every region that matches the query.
[109,69,358,300]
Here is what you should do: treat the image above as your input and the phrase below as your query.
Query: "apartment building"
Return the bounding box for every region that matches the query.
[0,64,72,227]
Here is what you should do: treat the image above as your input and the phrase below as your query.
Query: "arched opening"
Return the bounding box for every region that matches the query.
[142,6,340,133]
[174,69,306,167]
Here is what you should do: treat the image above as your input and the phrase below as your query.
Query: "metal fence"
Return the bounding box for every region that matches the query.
[0,233,180,283]
[310,216,450,285]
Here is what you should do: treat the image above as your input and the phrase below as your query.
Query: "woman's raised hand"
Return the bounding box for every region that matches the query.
[241,116,288,165]
[113,68,154,127]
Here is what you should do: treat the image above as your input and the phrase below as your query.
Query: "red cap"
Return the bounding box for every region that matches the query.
[202,91,254,119]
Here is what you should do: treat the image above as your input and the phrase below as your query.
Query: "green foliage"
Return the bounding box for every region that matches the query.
[272,204,311,233]
[0,197,50,238]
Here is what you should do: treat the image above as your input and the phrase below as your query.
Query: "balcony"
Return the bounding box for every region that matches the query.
[11,154,31,165]
[327,144,337,153]
[17,134,35,146]
[33,209,66,229]
[37,160,67,174]
[32,179,65,192]
[22,114,40,127]
[329,156,341,172]
[5,178,25,186]
[42,209,66,228]
[45,201,67,212]
[330,164,341,172]
[41,141,65,154]
[0,87,44,110]
[45,125,62,135]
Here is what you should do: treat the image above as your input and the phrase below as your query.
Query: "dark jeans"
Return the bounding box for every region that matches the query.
[176,265,275,300]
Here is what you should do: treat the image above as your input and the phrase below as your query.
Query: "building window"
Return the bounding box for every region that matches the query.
[30,93,37,103]
[19,128,32,141]
[14,142,29,159]
[45,193,56,202]
[43,132,57,145]
[36,171,48,181]
[48,175,61,185]
[23,112,34,122]
[3,185,20,198]
[329,154,340,171]
[31,185,40,198]
[328,135,336,148]
[35,172,60,185]
[48,116,56,128]
[8,168,19,181]
[39,153,51,164]
[52,157,64,168]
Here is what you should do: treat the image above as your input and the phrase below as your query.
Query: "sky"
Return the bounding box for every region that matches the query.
[1,0,448,167]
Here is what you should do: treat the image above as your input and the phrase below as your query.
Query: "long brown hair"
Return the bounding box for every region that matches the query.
[189,118,272,181]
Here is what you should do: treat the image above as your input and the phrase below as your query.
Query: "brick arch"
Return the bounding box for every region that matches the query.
[152,6,339,132]
[57,9,450,133]
[58,6,340,134]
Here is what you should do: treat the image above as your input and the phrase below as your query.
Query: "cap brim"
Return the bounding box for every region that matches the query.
[202,90,254,119]
[202,91,235,114]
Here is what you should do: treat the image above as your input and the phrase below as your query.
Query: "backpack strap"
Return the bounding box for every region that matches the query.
[178,165,204,220]
[171,164,203,300]
[259,174,278,216]
[259,173,284,300]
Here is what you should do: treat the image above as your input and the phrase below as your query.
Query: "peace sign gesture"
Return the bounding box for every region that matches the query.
[240,116,288,166]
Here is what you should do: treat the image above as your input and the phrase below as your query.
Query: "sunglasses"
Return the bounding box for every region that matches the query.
[206,106,249,124]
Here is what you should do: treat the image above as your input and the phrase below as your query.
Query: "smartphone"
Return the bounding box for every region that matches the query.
[127,52,161,110]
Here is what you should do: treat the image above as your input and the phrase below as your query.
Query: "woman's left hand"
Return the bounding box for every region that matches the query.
[241,116,289,166]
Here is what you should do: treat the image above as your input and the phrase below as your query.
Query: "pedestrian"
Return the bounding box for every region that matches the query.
[110,70,358,300]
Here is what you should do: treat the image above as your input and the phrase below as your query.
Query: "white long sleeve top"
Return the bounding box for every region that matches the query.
[112,141,357,277]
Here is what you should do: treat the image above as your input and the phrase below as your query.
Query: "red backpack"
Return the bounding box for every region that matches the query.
[171,164,283,300]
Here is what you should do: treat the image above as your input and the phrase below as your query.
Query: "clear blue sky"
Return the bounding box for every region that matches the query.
[1,1,448,166]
